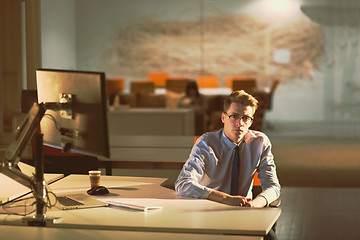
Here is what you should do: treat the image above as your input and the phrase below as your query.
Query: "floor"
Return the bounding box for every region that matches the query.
[264,123,360,240]
[276,187,360,240]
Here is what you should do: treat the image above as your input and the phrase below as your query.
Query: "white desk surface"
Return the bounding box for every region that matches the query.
[0,225,263,240]
[1,175,281,237]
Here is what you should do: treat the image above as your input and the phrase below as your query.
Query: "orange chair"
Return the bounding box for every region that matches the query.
[230,77,257,92]
[106,78,124,94]
[226,76,251,88]
[227,76,256,91]
[106,77,125,106]
[147,72,169,87]
[131,81,155,94]
[165,78,190,93]
[196,75,219,88]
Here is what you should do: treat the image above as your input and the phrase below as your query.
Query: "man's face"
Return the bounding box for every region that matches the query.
[221,102,255,143]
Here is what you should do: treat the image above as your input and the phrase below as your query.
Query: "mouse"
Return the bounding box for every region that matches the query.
[87,186,109,195]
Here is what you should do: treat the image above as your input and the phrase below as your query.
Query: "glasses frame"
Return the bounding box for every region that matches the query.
[224,112,254,123]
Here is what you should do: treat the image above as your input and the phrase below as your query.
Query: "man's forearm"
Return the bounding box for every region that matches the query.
[207,189,247,206]
[207,189,268,208]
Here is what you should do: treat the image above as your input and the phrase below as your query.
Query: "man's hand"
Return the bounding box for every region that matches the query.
[207,190,268,208]
[207,190,249,206]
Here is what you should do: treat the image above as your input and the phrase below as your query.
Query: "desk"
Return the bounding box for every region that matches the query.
[0,225,263,240]
[0,175,280,237]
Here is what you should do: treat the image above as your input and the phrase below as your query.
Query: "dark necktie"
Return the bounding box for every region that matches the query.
[230,145,240,195]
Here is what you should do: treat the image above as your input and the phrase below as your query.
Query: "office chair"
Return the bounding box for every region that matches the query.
[165,78,190,93]
[250,90,270,132]
[196,75,219,88]
[229,77,257,93]
[147,72,169,87]
[106,77,125,105]
[267,77,280,110]
[131,81,155,94]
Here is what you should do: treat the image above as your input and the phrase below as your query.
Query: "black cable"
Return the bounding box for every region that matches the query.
[1,196,37,216]
[1,186,58,216]
[44,113,61,131]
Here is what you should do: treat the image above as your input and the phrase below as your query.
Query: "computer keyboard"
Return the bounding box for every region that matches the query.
[57,196,84,207]
[106,200,162,211]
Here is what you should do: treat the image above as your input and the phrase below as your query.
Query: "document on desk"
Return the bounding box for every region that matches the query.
[101,198,163,212]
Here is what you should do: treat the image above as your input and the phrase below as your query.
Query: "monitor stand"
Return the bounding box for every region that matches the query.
[0,102,66,226]
[22,133,62,226]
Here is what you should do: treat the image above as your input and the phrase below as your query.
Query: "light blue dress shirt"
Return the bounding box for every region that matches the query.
[175,128,281,205]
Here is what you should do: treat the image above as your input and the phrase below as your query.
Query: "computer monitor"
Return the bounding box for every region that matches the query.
[36,69,110,158]
[0,69,110,224]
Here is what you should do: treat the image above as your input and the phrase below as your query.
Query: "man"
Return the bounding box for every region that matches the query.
[175,90,280,208]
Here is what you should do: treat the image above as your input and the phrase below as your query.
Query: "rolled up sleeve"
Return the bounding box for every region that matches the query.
[175,143,212,199]
[257,136,281,205]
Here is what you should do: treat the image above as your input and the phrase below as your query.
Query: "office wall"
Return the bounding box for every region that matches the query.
[299,1,360,137]
[40,0,360,133]
[0,0,23,131]
[40,0,76,70]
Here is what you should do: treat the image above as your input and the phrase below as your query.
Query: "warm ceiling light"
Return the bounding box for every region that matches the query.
[243,0,301,23]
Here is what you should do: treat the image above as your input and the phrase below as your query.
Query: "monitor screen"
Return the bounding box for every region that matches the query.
[36,69,110,158]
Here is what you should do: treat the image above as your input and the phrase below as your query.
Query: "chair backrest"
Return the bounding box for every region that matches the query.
[267,77,281,110]
[253,172,260,186]
[227,76,255,89]
[196,75,219,88]
[249,90,269,131]
[165,78,190,93]
[131,81,155,94]
[270,77,280,95]
[231,77,257,92]
[148,72,169,87]
[106,77,125,95]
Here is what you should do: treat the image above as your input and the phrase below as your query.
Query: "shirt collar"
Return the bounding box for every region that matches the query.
[220,128,246,149]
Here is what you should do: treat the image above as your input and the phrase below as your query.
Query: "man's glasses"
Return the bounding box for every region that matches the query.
[225,112,254,123]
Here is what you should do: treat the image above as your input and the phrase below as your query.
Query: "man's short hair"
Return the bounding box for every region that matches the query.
[223,90,258,112]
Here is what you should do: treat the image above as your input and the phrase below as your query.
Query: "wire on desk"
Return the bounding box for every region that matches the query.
[1,186,58,216]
